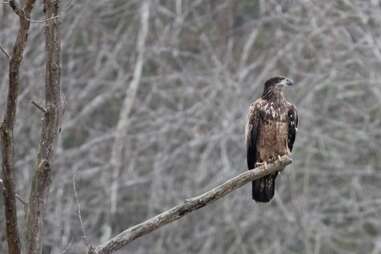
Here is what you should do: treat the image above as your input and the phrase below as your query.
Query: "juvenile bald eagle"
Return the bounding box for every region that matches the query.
[245,76,298,202]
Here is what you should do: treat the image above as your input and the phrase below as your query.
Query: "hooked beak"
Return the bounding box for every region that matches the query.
[278,78,294,87]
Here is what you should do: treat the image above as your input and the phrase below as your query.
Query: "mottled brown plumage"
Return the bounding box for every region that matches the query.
[245,76,298,202]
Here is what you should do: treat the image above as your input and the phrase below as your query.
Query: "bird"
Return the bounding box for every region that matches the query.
[245,76,298,202]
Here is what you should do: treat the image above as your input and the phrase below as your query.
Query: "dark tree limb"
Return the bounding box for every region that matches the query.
[91,155,292,254]
[0,1,37,254]
[25,1,62,254]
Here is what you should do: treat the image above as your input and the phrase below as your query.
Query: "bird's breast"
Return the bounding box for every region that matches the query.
[261,102,288,122]
[257,118,289,162]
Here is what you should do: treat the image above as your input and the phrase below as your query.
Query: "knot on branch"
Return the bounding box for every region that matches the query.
[37,159,51,181]
[38,159,49,170]
[9,0,26,19]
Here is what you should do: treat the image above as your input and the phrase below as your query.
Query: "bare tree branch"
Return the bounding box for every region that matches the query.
[0,1,37,254]
[110,0,150,217]
[25,0,62,254]
[91,155,292,254]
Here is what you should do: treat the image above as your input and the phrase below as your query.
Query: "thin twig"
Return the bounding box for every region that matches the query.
[15,193,28,206]
[73,172,91,248]
[0,44,10,59]
[92,155,292,254]
[24,14,60,23]
[32,100,48,113]
[0,178,27,206]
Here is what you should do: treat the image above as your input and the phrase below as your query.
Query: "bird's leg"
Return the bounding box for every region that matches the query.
[278,155,282,161]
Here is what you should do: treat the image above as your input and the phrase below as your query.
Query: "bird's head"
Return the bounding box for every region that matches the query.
[262,76,294,98]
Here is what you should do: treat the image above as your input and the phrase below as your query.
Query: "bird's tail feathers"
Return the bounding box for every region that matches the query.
[252,174,277,202]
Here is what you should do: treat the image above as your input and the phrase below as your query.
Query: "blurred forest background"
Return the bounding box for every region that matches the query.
[1,0,381,253]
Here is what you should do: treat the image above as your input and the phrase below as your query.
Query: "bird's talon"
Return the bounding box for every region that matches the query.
[255,161,268,170]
